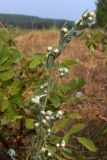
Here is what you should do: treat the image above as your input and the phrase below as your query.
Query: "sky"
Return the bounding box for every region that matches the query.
[0,0,96,20]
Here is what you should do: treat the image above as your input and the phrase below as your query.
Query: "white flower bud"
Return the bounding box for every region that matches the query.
[48,152,52,156]
[54,48,59,54]
[64,68,69,73]
[41,147,46,152]
[34,122,40,128]
[44,82,48,87]
[41,110,46,115]
[60,72,65,77]
[62,140,65,144]
[31,97,38,104]
[45,116,50,120]
[57,110,64,116]
[42,119,47,124]
[61,140,65,147]
[46,111,53,116]
[31,94,46,105]
[44,90,47,93]
[58,68,64,72]
[88,16,93,22]
[51,116,55,120]
[56,143,60,147]
[47,46,53,52]
[47,128,51,133]
[61,142,65,148]
[40,85,44,89]
[56,114,60,118]
[89,11,96,17]
[61,27,68,33]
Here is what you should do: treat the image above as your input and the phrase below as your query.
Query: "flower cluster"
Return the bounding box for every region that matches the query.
[33,108,64,158]
[56,140,66,148]
[47,46,60,60]
[58,67,69,78]
[61,27,68,34]
[34,110,64,129]
[41,146,52,157]
[31,94,46,105]
[41,139,66,157]
[75,10,96,27]
[40,82,48,93]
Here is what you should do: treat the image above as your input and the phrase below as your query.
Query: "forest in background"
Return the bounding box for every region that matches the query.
[0,13,73,29]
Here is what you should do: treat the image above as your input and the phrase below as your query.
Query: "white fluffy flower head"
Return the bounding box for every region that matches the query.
[48,152,52,156]
[61,140,66,147]
[54,48,59,54]
[47,46,53,52]
[61,27,68,33]
[34,122,40,128]
[31,94,46,105]
[46,110,53,116]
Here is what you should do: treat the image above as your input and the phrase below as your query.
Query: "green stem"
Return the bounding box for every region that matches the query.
[43,56,54,108]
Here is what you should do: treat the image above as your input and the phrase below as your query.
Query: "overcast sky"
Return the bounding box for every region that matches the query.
[0,0,96,20]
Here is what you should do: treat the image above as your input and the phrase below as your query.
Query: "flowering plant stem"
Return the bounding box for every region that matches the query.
[43,56,54,108]
[31,10,96,160]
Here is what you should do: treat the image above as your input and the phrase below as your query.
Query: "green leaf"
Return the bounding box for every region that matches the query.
[0,28,11,44]
[50,93,60,108]
[25,119,34,129]
[29,58,41,69]
[67,112,82,120]
[103,127,107,134]
[52,118,69,132]
[77,137,97,152]
[4,106,18,120]
[48,135,61,145]
[60,78,85,93]
[0,58,13,71]
[8,80,22,96]
[10,94,23,106]
[9,47,23,63]
[0,71,14,81]
[33,52,45,59]
[60,59,78,68]
[0,99,11,112]
[62,148,72,159]
[54,153,65,160]
[0,117,10,125]
[0,47,9,65]
[64,123,86,144]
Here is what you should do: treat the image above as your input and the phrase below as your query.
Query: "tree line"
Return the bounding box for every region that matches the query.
[0,14,73,29]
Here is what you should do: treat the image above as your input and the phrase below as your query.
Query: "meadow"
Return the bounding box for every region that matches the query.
[0,12,107,160]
